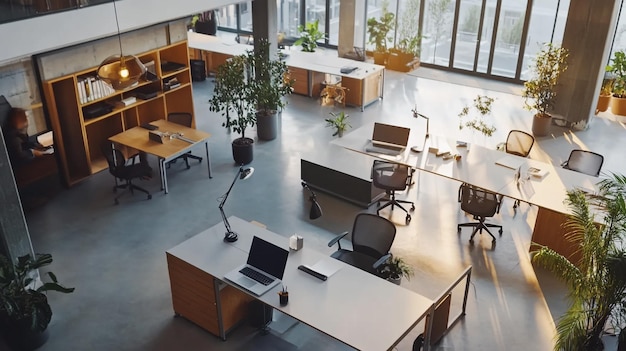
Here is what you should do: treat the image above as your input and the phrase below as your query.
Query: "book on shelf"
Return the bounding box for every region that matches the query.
[77,76,116,104]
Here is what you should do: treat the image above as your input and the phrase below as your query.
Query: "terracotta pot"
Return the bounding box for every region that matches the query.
[596,94,611,113]
[531,113,552,137]
[373,52,388,65]
[611,95,626,116]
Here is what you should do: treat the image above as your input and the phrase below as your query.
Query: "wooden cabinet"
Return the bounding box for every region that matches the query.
[43,40,195,187]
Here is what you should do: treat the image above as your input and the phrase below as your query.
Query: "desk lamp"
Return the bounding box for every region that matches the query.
[410,107,429,152]
[219,166,254,242]
[302,183,322,220]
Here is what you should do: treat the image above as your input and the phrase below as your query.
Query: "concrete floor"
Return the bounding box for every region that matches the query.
[14,69,626,351]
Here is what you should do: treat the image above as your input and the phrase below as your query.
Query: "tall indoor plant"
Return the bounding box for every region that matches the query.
[522,43,568,137]
[609,51,626,116]
[0,253,74,351]
[367,3,395,65]
[532,174,626,351]
[251,39,294,141]
[294,19,325,52]
[209,54,256,164]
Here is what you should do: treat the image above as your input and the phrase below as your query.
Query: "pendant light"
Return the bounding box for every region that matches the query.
[97,0,146,90]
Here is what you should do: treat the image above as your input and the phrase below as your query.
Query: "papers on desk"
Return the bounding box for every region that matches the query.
[37,131,53,148]
[495,155,525,170]
[528,166,549,179]
[305,259,342,278]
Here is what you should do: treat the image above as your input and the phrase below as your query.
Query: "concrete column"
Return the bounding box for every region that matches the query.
[553,0,620,129]
[0,127,35,263]
[338,0,356,57]
[252,0,278,59]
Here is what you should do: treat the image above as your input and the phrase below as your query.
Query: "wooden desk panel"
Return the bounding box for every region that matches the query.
[532,207,582,263]
[289,67,309,96]
[342,70,383,108]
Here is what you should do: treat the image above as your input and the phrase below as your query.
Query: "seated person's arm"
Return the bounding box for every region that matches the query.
[6,132,42,163]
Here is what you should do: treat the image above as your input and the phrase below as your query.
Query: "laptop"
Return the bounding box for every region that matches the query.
[366,122,411,154]
[224,236,289,296]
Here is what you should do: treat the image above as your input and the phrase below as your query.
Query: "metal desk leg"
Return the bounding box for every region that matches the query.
[110,142,119,189]
[380,70,385,100]
[205,141,212,178]
[423,304,435,351]
[162,158,169,194]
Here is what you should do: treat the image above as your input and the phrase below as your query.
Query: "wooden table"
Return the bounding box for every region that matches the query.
[187,32,385,111]
[109,119,212,194]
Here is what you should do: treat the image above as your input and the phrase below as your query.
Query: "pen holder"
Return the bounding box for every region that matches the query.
[289,235,303,251]
[278,292,289,306]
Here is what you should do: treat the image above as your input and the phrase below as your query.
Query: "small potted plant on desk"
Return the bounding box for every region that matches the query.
[367,4,395,65]
[192,10,218,35]
[522,43,568,137]
[0,253,74,351]
[209,54,257,165]
[379,255,414,285]
[325,111,351,137]
[294,19,325,52]
[251,39,294,141]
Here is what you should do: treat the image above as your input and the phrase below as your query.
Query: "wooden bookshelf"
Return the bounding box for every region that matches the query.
[43,40,196,187]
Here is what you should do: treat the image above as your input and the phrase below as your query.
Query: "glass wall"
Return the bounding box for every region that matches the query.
[0,0,112,25]
[277,0,301,38]
[421,0,455,65]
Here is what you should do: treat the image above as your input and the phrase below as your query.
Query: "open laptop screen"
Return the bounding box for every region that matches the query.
[372,122,410,147]
[247,236,289,279]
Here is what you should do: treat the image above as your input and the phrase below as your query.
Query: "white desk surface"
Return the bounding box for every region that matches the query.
[167,216,434,351]
[187,32,384,80]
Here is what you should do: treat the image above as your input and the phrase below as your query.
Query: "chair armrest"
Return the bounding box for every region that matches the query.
[373,253,391,270]
[560,160,568,168]
[328,231,349,250]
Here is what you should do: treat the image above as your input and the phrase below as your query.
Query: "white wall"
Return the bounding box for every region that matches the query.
[0,0,237,65]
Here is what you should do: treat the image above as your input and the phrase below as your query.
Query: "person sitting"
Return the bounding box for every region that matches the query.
[3,108,45,165]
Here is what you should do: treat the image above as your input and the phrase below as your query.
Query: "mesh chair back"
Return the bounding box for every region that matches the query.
[505,130,534,157]
[101,142,126,175]
[351,213,396,259]
[460,184,499,218]
[371,160,410,191]
[565,150,604,177]
[168,112,193,127]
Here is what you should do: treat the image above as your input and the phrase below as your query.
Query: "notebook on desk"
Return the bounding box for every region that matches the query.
[224,236,289,296]
[365,122,410,155]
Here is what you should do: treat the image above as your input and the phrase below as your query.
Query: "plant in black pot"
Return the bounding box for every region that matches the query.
[250,39,294,141]
[209,55,256,165]
[0,253,74,351]
[192,10,218,35]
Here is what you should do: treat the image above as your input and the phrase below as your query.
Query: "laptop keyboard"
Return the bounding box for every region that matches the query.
[239,266,275,286]
[366,145,402,156]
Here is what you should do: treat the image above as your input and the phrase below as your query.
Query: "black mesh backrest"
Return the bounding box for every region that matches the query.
[168,112,193,127]
[351,213,396,259]
[564,150,604,177]
[505,130,534,157]
[371,160,410,191]
[460,184,499,218]
[100,142,126,175]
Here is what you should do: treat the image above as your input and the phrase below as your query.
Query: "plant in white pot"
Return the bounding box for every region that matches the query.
[209,54,256,165]
[379,255,414,285]
[250,39,294,141]
[522,43,568,137]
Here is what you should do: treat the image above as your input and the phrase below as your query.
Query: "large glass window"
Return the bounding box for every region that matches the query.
[421,0,456,65]
[365,0,399,51]
[217,4,238,30]
[491,0,527,78]
[328,0,341,45]
[277,0,301,38]
[239,1,253,32]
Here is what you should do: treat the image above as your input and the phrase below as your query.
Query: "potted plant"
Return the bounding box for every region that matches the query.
[458,95,496,138]
[532,174,626,351]
[250,39,294,141]
[596,70,614,114]
[609,51,626,116]
[522,43,568,137]
[367,3,395,65]
[388,35,421,72]
[379,255,414,285]
[325,111,351,137]
[294,20,325,52]
[192,10,217,35]
[209,54,256,165]
[0,253,74,351]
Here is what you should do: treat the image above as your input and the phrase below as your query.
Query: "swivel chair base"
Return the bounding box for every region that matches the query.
[113,180,152,205]
[376,193,415,224]
[457,216,502,244]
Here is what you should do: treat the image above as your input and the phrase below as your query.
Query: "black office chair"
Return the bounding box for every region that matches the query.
[101,143,152,205]
[328,213,396,277]
[561,150,604,177]
[372,160,415,224]
[166,112,203,169]
[457,184,502,245]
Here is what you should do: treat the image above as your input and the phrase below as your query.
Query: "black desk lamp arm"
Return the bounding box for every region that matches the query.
[219,167,244,237]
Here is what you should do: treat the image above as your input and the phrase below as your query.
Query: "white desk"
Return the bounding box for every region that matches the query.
[187,32,385,110]
[166,217,435,351]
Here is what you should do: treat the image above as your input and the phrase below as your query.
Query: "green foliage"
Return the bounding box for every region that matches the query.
[0,253,74,333]
[209,55,256,139]
[380,255,415,281]
[294,20,325,52]
[501,16,523,46]
[522,43,568,117]
[325,111,351,137]
[250,39,294,116]
[458,95,496,137]
[397,35,422,57]
[609,51,626,98]
[396,0,421,56]
[367,2,395,53]
[532,174,626,351]
[601,71,615,96]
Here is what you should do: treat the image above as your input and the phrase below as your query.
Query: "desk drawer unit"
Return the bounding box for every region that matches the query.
[342,70,383,108]
[289,67,309,96]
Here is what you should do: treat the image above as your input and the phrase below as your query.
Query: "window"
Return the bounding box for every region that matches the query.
[277,0,301,38]
[217,4,238,30]
[239,1,253,32]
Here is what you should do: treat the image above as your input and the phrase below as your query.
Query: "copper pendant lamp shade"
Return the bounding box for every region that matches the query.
[97,55,146,90]
[97,0,146,90]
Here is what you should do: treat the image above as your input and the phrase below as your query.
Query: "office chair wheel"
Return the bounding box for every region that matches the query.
[405,214,411,224]
[147,194,152,200]
[410,204,415,211]
[499,228,503,235]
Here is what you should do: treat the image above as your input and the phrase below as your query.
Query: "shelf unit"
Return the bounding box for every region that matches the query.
[43,40,195,187]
